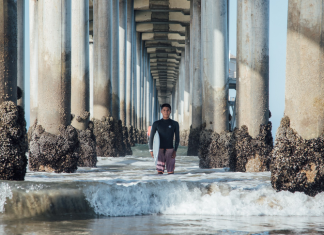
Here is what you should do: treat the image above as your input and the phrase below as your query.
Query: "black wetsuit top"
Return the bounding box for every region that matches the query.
[149,118,180,152]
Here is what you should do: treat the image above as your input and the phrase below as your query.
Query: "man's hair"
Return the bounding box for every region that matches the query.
[161,103,171,111]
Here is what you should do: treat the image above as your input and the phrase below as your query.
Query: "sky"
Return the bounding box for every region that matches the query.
[24,0,288,140]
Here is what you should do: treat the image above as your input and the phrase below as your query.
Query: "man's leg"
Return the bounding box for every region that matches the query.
[156,149,166,174]
[165,149,176,174]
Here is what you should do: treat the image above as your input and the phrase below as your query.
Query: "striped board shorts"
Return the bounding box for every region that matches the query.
[156,149,175,174]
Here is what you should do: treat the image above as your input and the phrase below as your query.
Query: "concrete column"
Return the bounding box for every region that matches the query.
[236,0,269,138]
[30,0,38,124]
[132,19,136,127]
[284,0,324,140]
[143,48,148,130]
[152,78,156,122]
[181,54,185,126]
[126,0,133,127]
[119,0,126,125]
[201,0,228,133]
[174,79,179,122]
[147,59,151,127]
[184,26,191,130]
[0,0,17,104]
[17,0,25,107]
[140,40,145,130]
[112,0,120,120]
[152,79,156,121]
[149,74,153,125]
[93,0,112,119]
[71,0,89,130]
[89,38,93,119]
[38,0,71,135]
[190,0,202,129]
[144,51,149,130]
[171,86,175,119]
[136,32,141,129]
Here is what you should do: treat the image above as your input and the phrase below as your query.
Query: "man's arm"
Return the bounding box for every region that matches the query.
[173,122,180,158]
[149,122,157,152]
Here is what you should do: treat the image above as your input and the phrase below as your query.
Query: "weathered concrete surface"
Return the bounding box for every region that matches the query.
[233,122,273,172]
[119,0,127,125]
[236,0,270,138]
[115,119,126,157]
[284,0,324,140]
[126,0,133,127]
[197,121,272,171]
[180,130,189,147]
[136,32,142,129]
[71,0,90,130]
[77,121,97,167]
[17,0,25,107]
[29,124,79,173]
[29,0,38,124]
[198,129,235,169]
[0,101,28,180]
[183,26,190,132]
[271,116,324,197]
[187,125,202,156]
[123,126,133,155]
[128,126,135,147]
[38,0,71,135]
[93,117,118,157]
[0,0,18,104]
[93,0,111,119]
[112,0,120,120]
[201,0,228,133]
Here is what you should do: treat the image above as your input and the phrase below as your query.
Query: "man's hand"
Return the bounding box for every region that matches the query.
[150,151,154,158]
[172,151,176,158]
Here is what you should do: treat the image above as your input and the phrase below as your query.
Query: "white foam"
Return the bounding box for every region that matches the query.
[83,180,324,217]
[0,183,12,213]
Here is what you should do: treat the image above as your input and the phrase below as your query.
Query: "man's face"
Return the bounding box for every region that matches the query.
[161,107,171,119]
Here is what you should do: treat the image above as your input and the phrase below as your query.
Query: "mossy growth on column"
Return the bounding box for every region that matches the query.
[197,122,273,172]
[0,101,28,180]
[187,125,202,156]
[271,116,324,197]
[128,126,135,147]
[133,128,139,144]
[123,126,133,155]
[77,121,97,167]
[115,120,126,157]
[233,122,273,172]
[93,116,118,157]
[198,129,236,169]
[29,124,79,173]
[180,130,189,147]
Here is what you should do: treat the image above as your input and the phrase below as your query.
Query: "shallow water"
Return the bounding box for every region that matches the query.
[1,145,324,234]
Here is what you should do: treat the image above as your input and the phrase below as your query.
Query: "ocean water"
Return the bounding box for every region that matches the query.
[1,145,324,234]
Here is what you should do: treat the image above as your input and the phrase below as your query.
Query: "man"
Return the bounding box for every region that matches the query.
[149,103,179,174]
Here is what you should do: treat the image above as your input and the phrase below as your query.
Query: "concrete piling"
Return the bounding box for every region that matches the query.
[236,0,270,138]
[0,0,27,181]
[271,0,324,196]
[198,0,229,168]
[71,0,90,130]
[17,0,25,107]
[29,0,38,126]
[119,0,127,126]
[37,0,72,135]
[187,0,202,156]
[93,0,111,119]
[112,0,120,120]
[235,0,272,172]
[71,0,96,167]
